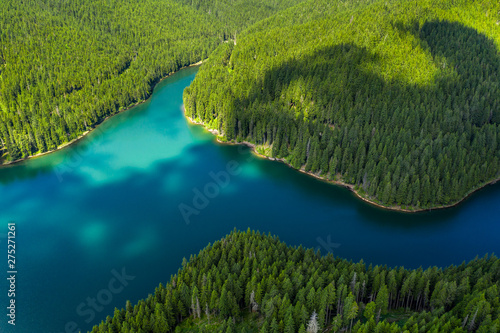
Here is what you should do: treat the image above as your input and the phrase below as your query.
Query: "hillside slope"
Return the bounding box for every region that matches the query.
[90,229,500,332]
[0,0,304,163]
[184,0,500,210]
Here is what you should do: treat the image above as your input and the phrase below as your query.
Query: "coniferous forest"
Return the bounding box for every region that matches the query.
[0,0,303,162]
[2,0,500,332]
[91,229,500,333]
[184,0,500,210]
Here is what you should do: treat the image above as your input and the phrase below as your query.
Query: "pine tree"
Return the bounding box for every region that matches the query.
[306,311,319,333]
[284,311,295,333]
[364,302,376,320]
[270,317,279,333]
[343,292,359,332]
[375,285,389,315]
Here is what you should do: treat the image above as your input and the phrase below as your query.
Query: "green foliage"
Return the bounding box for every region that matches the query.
[363,301,376,320]
[184,0,500,209]
[91,229,500,332]
[0,0,304,162]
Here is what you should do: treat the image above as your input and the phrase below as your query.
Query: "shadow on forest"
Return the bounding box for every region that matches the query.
[234,20,499,130]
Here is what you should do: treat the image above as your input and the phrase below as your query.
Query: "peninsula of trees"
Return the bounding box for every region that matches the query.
[184,0,500,210]
[0,0,303,162]
[3,0,499,210]
[90,229,500,332]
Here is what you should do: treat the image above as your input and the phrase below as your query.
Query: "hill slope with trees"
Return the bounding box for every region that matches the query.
[183,0,500,210]
[0,0,304,163]
[90,229,500,332]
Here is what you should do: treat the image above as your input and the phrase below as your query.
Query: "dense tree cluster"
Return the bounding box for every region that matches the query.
[184,0,500,209]
[174,0,305,40]
[91,229,500,332]
[0,0,303,162]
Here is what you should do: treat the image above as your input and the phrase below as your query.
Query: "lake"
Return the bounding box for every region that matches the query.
[1,66,499,333]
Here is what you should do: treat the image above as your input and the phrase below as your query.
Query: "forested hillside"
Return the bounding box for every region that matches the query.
[90,230,500,332]
[0,0,303,163]
[174,0,306,36]
[184,0,500,210]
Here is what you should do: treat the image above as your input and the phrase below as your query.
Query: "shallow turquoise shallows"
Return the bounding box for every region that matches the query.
[1,66,499,333]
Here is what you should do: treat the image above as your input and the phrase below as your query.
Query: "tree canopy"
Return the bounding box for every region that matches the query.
[184,0,500,210]
[90,229,500,332]
[0,0,304,162]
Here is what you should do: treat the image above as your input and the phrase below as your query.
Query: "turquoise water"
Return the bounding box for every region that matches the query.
[0,66,499,333]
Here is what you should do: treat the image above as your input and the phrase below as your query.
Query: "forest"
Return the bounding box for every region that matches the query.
[184,0,500,210]
[90,229,500,332]
[4,1,500,332]
[0,0,303,162]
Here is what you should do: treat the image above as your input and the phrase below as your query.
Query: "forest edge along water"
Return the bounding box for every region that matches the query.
[184,112,500,214]
[1,65,499,333]
[0,60,204,168]
[1,57,496,214]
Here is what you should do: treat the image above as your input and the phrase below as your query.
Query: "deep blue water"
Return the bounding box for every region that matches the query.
[0,66,499,332]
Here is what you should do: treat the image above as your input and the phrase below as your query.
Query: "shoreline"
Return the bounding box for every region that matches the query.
[184,114,500,213]
[0,60,205,167]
